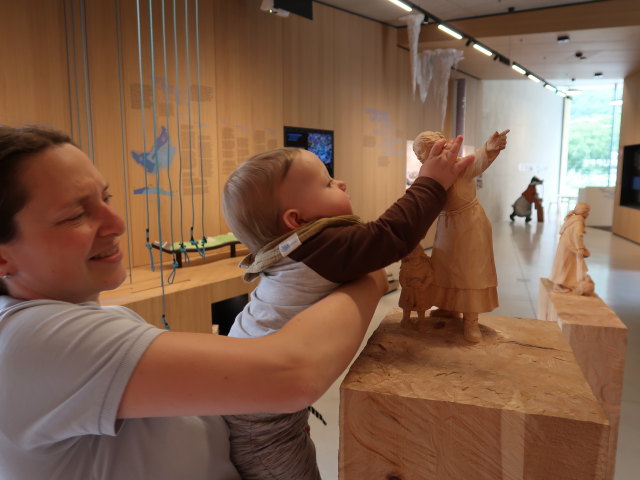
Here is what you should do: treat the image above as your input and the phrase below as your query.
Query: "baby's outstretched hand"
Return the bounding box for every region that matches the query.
[418,135,474,190]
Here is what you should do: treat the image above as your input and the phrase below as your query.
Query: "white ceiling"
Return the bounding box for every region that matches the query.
[315,0,640,88]
[319,0,597,25]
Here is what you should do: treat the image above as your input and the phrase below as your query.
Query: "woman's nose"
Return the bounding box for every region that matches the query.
[337,180,347,191]
[99,204,126,237]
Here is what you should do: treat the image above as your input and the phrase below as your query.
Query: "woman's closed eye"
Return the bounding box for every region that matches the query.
[65,210,86,222]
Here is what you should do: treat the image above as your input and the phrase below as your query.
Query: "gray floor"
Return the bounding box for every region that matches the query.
[312,207,640,479]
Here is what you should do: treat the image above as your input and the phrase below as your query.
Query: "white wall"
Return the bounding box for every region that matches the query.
[463,79,565,223]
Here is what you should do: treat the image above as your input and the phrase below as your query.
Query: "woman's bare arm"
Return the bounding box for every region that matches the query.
[117,269,387,418]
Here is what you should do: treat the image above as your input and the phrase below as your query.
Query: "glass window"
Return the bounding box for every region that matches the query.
[558,83,623,199]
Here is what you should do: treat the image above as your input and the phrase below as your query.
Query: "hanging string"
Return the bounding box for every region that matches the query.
[62,0,76,143]
[135,0,155,271]
[183,0,204,259]
[147,0,170,330]
[114,0,134,284]
[79,0,95,162]
[173,0,191,264]
[160,0,180,283]
[69,0,83,147]
[194,0,207,251]
[172,0,190,266]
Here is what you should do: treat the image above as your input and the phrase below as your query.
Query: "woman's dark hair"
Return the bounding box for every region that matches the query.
[0,125,73,244]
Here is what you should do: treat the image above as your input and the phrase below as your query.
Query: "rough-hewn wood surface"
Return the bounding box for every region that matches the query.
[340,309,609,480]
[538,277,627,480]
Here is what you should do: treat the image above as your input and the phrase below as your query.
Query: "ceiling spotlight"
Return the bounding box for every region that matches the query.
[527,74,541,83]
[260,0,289,17]
[557,34,570,43]
[556,90,568,97]
[594,72,604,78]
[385,0,412,12]
[473,43,493,56]
[511,64,526,75]
[544,84,556,92]
[438,24,463,40]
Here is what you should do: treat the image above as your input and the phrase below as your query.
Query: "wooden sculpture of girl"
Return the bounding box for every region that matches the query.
[412,129,509,342]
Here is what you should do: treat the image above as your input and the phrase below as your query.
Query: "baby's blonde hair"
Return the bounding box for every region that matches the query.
[222,147,301,253]
[413,131,445,163]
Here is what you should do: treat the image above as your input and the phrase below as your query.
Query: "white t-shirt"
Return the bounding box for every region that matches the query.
[0,296,240,480]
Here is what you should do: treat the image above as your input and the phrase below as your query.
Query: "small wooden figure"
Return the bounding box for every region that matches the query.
[510,176,544,223]
[398,245,432,328]
[412,129,509,343]
[550,202,595,295]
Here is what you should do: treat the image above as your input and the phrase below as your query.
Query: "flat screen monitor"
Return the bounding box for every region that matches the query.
[620,143,640,209]
[284,126,334,177]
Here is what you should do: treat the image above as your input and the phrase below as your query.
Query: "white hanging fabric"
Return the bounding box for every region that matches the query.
[417,49,434,102]
[399,12,425,97]
[430,48,464,128]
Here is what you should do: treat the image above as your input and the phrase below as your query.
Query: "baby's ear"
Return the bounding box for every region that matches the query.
[281,209,303,230]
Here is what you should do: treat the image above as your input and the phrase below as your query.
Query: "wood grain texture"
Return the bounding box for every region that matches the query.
[537,278,627,480]
[340,309,609,480]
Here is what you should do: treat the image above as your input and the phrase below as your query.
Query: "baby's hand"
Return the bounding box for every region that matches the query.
[418,135,474,190]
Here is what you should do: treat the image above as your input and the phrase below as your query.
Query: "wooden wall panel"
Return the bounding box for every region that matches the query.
[282,2,335,130]
[213,1,284,233]
[2,0,464,267]
[360,20,405,219]
[613,69,640,243]
[0,0,70,130]
[78,0,222,270]
[331,9,366,217]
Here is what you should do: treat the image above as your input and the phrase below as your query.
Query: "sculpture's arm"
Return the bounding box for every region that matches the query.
[471,129,510,177]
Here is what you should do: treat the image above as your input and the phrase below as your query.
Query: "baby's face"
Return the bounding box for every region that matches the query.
[278,150,352,226]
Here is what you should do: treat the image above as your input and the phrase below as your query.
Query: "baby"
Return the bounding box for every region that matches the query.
[221,136,472,479]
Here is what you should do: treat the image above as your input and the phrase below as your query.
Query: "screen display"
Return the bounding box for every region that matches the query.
[620,143,640,208]
[284,126,334,177]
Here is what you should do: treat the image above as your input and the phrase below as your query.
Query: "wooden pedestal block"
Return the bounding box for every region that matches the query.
[339,310,609,480]
[537,278,627,480]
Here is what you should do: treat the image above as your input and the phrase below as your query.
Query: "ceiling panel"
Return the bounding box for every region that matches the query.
[314,0,639,87]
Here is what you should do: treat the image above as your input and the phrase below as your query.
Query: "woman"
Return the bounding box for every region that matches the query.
[0,125,387,479]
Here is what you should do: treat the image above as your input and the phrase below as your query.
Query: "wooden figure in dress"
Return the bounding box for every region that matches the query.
[398,245,432,328]
[411,129,509,342]
[550,202,595,296]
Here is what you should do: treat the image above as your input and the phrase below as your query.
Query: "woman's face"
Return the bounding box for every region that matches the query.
[0,144,126,303]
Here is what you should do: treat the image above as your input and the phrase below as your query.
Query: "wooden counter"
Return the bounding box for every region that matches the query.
[100,253,254,333]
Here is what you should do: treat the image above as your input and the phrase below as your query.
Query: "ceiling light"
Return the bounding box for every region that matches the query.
[556,90,567,97]
[511,64,526,75]
[438,24,463,40]
[594,72,604,78]
[557,34,570,43]
[385,0,412,12]
[544,84,556,92]
[472,43,493,56]
[527,74,541,83]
